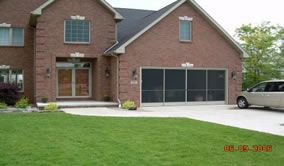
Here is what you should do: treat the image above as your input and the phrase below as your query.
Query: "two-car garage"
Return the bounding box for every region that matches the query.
[141,68,227,106]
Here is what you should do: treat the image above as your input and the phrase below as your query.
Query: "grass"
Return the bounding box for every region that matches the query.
[0,113,283,166]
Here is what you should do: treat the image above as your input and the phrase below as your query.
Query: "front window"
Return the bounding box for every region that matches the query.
[179,20,192,41]
[249,83,267,92]
[0,27,24,46]
[65,20,90,43]
[0,69,24,92]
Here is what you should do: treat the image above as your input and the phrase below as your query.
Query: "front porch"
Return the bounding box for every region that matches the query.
[37,101,119,109]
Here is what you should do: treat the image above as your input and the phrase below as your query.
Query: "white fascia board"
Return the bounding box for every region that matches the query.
[99,0,124,20]
[113,0,248,58]
[189,0,249,58]
[31,0,55,15]
[114,0,186,53]
[30,0,123,25]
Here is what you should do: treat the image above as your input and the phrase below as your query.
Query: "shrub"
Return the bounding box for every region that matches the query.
[104,94,110,101]
[0,102,8,109]
[122,100,136,109]
[15,96,30,108]
[44,103,59,111]
[0,83,19,105]
[41,96,48,103]
[41,96,48,100]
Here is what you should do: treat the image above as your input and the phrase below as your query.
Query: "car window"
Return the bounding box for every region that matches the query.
[250,83,267,92]
[276,82,284,92]
[264,82,276,92]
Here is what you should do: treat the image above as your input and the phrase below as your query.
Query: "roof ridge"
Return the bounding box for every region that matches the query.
[142,0,180,19]
[114,7,156,12]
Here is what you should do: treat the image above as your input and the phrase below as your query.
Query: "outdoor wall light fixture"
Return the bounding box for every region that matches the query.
[132,69,138,80]
[231,71,237,80]
[105,67,110,78]
[46,68,51,78]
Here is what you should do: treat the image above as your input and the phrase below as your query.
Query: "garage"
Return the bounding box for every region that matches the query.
[141,68,227,106]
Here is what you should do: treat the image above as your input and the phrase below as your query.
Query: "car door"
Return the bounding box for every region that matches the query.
[246,82,268,106]
[263,82,283,108]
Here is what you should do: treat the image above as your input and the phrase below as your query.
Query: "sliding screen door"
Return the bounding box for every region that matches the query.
[208,70,225,101]
[165,70,186,102]
[187,70,207,102]
[142,69,164,103]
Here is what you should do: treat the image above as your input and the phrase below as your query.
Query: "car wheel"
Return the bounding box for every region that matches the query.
[237,97,249,109]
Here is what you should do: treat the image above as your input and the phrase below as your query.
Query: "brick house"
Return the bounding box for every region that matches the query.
[0,0,248,107]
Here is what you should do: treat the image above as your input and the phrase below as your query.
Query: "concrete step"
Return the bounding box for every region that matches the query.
[37,101,119,109]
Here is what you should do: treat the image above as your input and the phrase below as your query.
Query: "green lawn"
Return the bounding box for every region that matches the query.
[0,113,283,166]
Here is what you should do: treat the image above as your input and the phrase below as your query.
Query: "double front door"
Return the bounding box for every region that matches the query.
[57,64,91,98]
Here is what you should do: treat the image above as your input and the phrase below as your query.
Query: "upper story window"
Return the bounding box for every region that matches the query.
[0,69,24,92]
[0,27,24,46]
[179,16,192,42]
[65,20,90,43]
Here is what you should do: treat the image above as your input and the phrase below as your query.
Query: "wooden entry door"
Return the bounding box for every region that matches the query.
[58,69,73,97]
[57,67,91,98]
[75,69,89,97]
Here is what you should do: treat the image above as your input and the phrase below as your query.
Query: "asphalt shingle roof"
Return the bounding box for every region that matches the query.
[106,0,181,53]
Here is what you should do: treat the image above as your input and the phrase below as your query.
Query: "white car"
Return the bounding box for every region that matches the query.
[237,80,284,109]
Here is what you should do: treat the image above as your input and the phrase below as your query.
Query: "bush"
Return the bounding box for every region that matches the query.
[15,96,30,108]
[41,96,48,103]
[0,102,8,109]
[104,94,110,101]
[0,83,18,105]
[122,100,136,109]
[44,103,59,111]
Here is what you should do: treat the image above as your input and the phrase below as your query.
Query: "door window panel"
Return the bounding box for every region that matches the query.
[165,70,185,102]
[142,69,164,103]
[207,70,225,101]
[188,70,206,102]
[76,69,89,96]
[58,69,73,96]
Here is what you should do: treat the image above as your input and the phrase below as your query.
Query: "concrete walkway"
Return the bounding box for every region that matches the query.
[62,105,284,137]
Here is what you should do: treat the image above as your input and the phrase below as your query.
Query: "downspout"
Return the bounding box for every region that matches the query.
[109,52,121,108]
[32,26,37,104]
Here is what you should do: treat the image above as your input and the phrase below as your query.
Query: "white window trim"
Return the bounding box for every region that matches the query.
[179,16,193,21]
[0,23,11,27]
[64,20,91,44]
[70,15,86,20]
[179,17,193,42]
[0,27,25,47]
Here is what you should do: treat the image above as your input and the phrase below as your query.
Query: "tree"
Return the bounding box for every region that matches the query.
[235,22,284,90]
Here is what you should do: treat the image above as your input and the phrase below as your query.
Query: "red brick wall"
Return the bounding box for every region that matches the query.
[34,0,116,102]
[118,3,243,106]
[0,0,46,103]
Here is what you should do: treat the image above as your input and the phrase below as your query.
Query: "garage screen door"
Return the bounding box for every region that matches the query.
[142,69,226,104]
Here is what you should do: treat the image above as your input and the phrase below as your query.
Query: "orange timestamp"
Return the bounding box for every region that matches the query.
[224,145,272,152]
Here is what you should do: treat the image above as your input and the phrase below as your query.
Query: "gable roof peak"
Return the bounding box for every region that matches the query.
[29,0,124,26]
[106,0,248,58]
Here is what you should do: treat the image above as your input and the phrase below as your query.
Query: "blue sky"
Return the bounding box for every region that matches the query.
[107,0,284,36]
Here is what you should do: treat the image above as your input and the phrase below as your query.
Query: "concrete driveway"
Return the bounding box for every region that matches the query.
[62,105,284,137]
